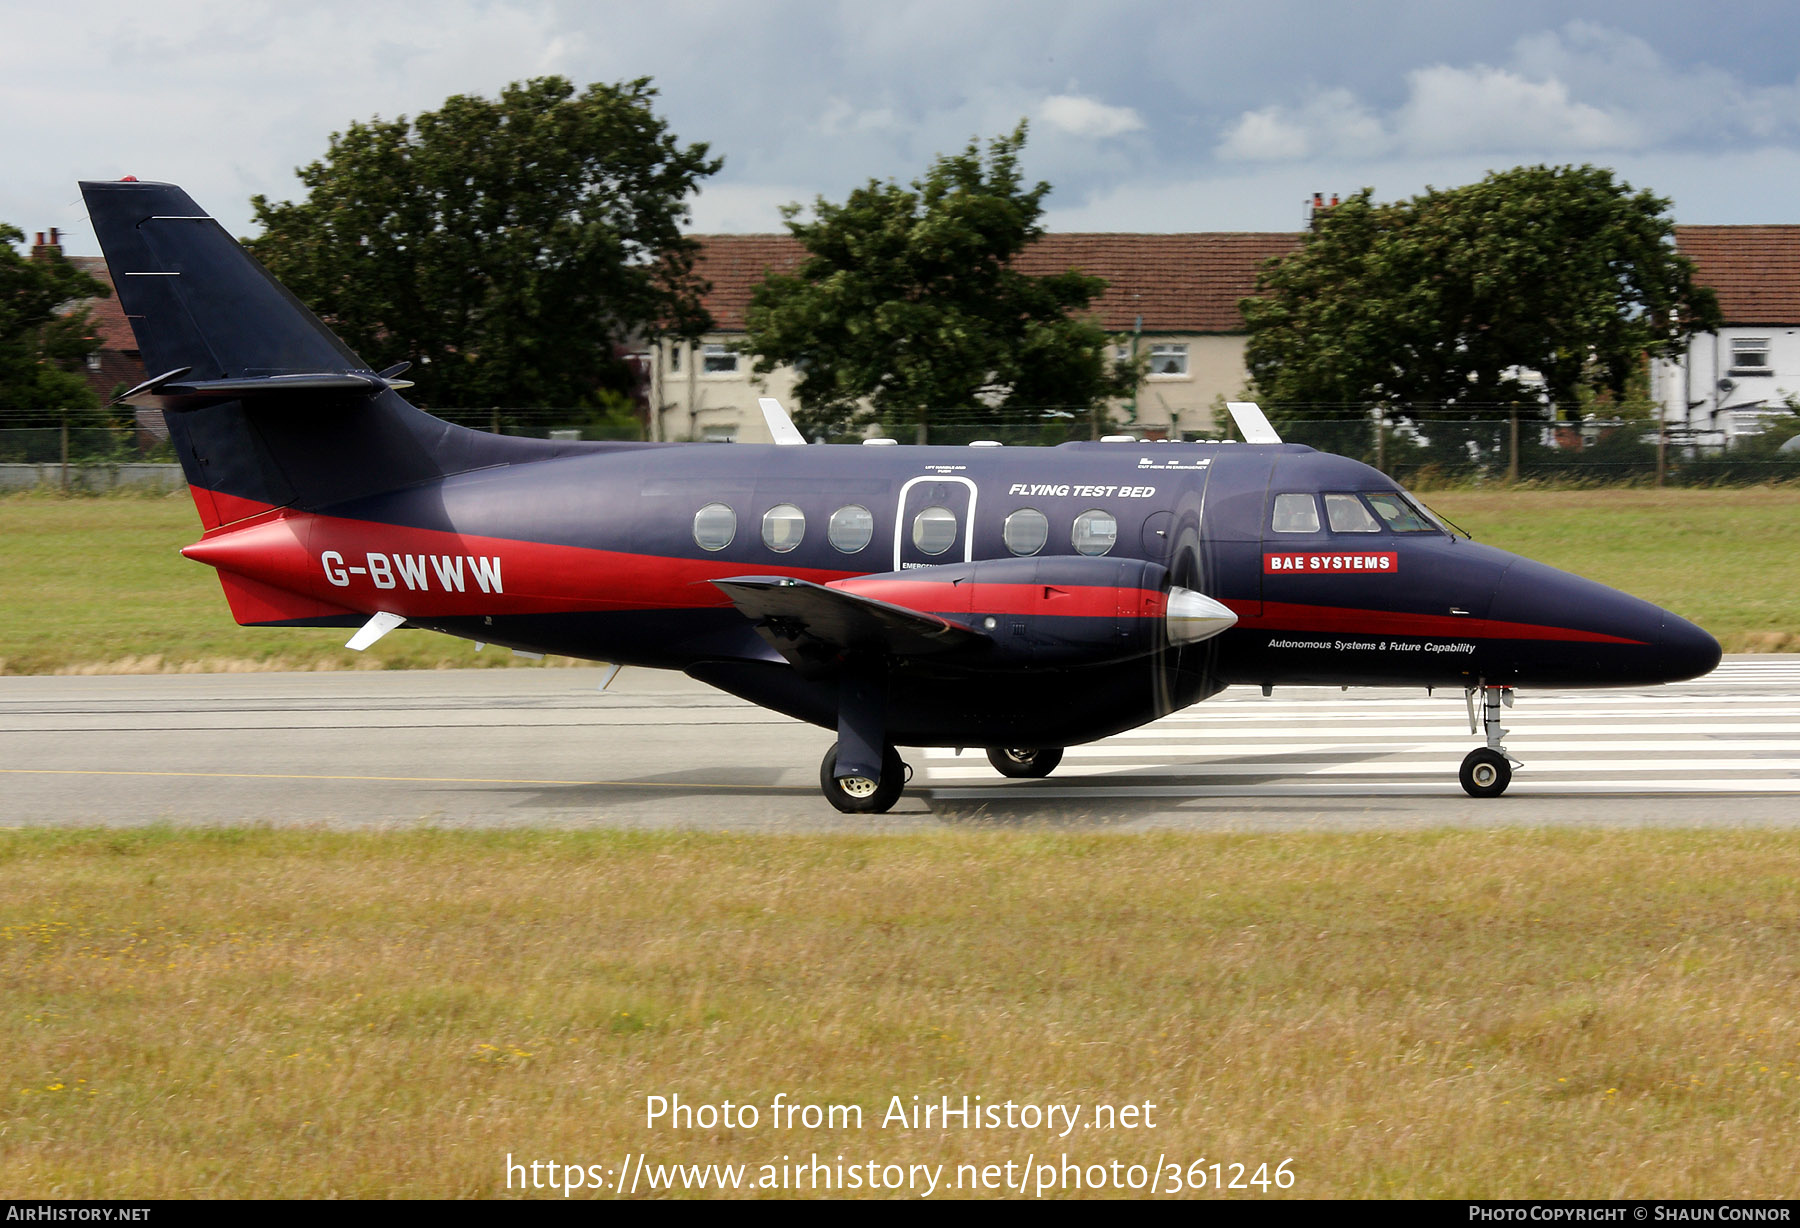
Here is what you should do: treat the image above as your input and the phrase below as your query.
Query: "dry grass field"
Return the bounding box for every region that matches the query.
[4,827,1799,1199]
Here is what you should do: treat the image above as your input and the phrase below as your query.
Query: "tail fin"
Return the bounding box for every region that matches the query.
[82,179,365,382]
[81,179,559,530]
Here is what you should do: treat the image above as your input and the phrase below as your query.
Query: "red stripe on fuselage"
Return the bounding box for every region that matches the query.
[186,505,860,619]
[1231,600,1646,645]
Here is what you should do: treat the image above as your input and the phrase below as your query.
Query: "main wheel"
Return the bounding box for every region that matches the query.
[985,746,1065,779]
[820,743,906,814]
[1459,748,1512,798]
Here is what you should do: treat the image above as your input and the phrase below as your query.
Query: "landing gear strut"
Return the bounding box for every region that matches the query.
[985,746,1065,778]
[1460,682,1519,798]
[820,743,907,814]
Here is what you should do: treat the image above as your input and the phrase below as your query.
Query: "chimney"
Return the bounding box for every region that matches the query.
[30,228,62,261]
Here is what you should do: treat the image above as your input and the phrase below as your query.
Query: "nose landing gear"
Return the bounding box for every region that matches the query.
[1460,682,1521,798]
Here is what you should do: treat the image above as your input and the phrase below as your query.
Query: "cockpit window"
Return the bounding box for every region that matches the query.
[1324,493,1380,533]
[1271,493,1320,534]
[1364,491,1438,533]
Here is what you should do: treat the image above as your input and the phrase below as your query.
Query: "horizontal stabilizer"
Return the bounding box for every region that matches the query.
[712,576,981,672]
[137,371,403,407]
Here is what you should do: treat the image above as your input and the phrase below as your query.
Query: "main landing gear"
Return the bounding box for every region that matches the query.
[820,743,908,814]
[985,747,1065,779]
[1460,682,1521,798]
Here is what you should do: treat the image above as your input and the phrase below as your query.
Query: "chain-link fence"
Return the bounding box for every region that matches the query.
[1261,413,1800,486]
[4,406,1796,489]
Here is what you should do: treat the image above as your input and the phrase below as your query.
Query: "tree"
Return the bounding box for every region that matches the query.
[0,225,120,462]
[0,224,108,419]
[742,123,1133,442]
[1242,166,1720,431]
[249,77,719,417]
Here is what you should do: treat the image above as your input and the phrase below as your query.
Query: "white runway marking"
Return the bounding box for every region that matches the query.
[917,660,1800,801]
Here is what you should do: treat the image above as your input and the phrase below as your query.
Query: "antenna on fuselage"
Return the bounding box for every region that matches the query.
[1226,401,1282,444]
[758,397,807,446]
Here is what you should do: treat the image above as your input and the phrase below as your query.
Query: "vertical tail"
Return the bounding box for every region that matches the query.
[80,179,555,529]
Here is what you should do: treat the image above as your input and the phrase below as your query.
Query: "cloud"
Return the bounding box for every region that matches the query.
[1038,94,1145,138]
[1394,64,1641,155]
[1217,90,1388,161]
[1212,20,1800,167]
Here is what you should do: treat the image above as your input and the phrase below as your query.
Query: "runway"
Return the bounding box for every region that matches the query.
[2,657,1797,830]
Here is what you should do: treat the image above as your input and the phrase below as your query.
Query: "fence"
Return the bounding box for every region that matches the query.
[3,407,1796,490]
[1261,413,1800,486]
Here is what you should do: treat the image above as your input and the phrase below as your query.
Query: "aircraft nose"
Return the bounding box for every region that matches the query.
[1488,557,1720,685]
[1653,609,1723,683]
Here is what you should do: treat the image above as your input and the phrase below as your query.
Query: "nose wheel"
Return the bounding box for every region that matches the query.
[1461,683,1521,798]
[1459,747,1512,797]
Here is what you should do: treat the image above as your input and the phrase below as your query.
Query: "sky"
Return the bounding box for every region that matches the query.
[8,0,1800,255]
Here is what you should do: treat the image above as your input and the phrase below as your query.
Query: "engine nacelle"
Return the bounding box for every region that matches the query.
[829,555,1234,669]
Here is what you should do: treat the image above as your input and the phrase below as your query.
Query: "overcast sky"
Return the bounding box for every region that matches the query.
[8,0,1800,255]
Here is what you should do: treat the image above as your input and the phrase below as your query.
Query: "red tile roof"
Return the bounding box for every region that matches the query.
[1675,225,1800,326]
[693,232,1302,334]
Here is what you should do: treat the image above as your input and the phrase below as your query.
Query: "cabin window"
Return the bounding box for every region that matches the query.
[762,504,805,553]
[828,505,874,553]
[1003,508,1049,556]
[702,344,739,375]
[1324,493,1380,533]
[693,502,736,551]
[1072,509,1117,556]
[912,506,959,555]
[1363,492,1436,533]
[1270,492,1320,534]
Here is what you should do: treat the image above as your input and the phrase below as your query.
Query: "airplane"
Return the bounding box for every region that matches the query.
[82,178,1723,813]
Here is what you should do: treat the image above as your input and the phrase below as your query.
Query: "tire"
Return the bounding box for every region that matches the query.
[985,746,1065,779]
[820,743,906,814]
[1459,748,1512,798]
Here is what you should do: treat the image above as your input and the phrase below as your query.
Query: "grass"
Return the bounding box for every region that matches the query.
[3,826,1799,1199]
[0,490,561,674]
[1423,487,1800,652]
[1,485,1796,673]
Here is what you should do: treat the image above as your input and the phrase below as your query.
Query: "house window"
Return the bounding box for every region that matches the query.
[1147,343,1188,377]
[702,344,739,375]
[86,353,102,372]
[669,343,682,373]
[1730,337,1771,374]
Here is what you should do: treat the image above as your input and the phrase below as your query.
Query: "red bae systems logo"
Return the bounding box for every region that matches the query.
[1264,552,1398,574]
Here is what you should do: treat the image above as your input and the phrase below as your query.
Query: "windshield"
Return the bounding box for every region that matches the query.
[1364,491,1438,533]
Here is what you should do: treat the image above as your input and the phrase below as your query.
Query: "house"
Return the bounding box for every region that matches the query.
[30,229,146,406]
[646,231,1300,443]
[1653,225,1800,444]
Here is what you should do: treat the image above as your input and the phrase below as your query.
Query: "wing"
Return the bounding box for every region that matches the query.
[711,576,985,675]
